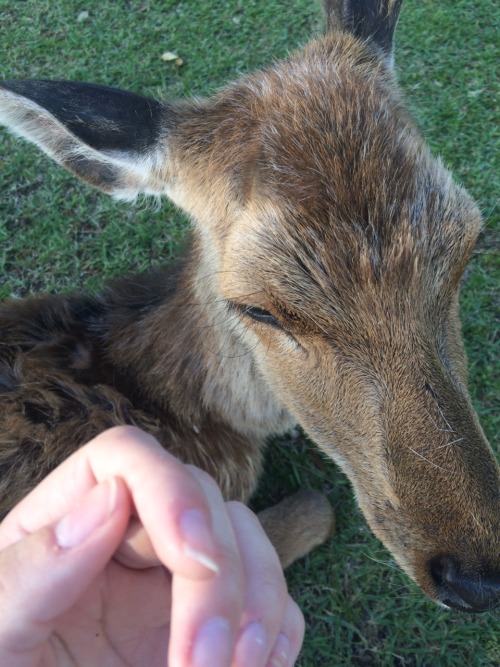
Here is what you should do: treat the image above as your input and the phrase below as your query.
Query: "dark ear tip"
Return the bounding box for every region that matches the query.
[324,0,403,60]
[0,79,165,153]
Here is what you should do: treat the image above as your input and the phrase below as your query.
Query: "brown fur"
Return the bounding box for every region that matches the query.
[0,1,498,612]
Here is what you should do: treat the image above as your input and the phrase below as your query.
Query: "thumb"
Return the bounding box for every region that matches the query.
[0,477,130,666]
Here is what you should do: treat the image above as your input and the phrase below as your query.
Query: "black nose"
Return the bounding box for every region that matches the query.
[429,556,500,612]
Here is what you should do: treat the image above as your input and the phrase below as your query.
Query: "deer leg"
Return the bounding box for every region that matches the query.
[257,490,335,569]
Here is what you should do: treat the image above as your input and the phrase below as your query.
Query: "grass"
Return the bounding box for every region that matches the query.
[0,0,498,665]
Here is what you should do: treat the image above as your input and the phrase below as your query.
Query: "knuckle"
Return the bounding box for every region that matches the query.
[186,465,221,495]
[92,424,160,454]
[226,500,255,520]
[226,501,264,535]
[219,545,244,580]
[243,569,288,624]
[262,568,288,605]
[217,554,246,605]
[287,598,305,643]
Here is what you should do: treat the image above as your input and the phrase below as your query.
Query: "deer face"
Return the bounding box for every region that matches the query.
[202,45,499,611]
[0,0,498,611]
[216,177,499,611]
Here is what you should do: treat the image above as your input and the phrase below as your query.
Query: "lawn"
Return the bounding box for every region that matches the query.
[0,1,498,665]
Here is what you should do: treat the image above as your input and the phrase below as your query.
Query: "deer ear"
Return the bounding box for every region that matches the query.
[324,0,403,64]
[0,79,176,200]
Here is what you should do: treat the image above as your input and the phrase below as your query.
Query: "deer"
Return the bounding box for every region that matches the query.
[0,0,498,615]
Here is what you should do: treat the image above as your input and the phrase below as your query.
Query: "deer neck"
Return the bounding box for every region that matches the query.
[114,236,294,441]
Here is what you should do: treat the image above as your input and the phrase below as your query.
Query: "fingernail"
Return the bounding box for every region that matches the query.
[268,632,291,667]
[55,478,118,549]
[179,509,220,574]
[236,621,268,667]
[192,617,232,667]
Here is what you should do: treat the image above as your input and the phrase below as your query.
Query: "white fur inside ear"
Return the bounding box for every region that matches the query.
[103,146,171,201]
[0,88,74,163]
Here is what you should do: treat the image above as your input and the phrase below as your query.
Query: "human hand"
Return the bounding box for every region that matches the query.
[0,426,304,667]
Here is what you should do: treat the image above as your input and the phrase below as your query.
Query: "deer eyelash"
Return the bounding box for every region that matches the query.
[228,302,284,330]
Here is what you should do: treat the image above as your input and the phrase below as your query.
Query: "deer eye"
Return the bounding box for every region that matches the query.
[245,306,279,325]
[232,303,283,330]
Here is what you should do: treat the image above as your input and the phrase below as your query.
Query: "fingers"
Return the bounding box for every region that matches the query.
[228,502,304,667]
[0,426,221,579]
[227,501,288,667]
[168,467,244,667]
[169,469,304,667]
[0,426,305,667]
[0,477,131,667]
[265,599,305,667]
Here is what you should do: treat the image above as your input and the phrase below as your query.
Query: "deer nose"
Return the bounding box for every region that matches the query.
[429,556,500,612]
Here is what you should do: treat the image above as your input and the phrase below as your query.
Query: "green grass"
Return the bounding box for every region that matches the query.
[0,1,498,665]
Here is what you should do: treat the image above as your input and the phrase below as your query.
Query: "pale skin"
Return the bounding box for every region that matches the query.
[0,426,304,667]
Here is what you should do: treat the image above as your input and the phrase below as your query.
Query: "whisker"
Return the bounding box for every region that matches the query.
[434,437,464,450]
[408,447,450,472]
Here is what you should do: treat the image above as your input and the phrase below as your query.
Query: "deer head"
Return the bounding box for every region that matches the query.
[0,0,498,612]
